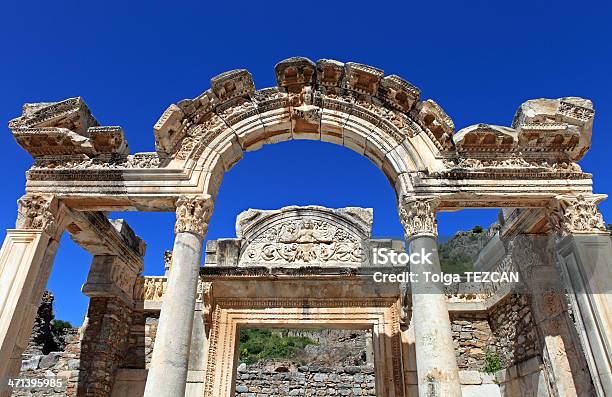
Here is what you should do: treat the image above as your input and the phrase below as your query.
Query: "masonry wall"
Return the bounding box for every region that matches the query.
[488,294,540,367]
[450,293,541,373]
[451,312,494,370]
[13,329,81,397]
[14,292,544,397]
[124,312,159,369]
[234,363,376,397]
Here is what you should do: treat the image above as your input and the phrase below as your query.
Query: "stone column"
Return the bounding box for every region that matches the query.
[549,194,612,397]
[398,196,462,397]
[144,195,212,397]
[0,195,65,397]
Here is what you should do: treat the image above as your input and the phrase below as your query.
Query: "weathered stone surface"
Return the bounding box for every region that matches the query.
[512,97,594,160]
[234,364,376,397]
[235,206,373,266]
[3,56,610,397]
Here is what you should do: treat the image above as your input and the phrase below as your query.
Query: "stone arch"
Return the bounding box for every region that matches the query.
[3,56,608,397]
[152,57,455,200]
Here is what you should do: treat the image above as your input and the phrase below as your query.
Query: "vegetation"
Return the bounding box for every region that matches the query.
[51,319,72,334]
[439,250,475,274]
[483,349,502,374]
[238,328,317,364]
[438,227,489,274]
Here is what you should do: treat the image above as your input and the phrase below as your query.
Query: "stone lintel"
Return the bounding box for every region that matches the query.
[68,211,146,273]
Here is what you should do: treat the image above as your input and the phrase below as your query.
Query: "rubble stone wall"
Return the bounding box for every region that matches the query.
[451,313,495,370]
[451,293,541,371]
[13,328,81,397]
[234,363,376,397]
[125,312,159,369]
[489,294,540,367]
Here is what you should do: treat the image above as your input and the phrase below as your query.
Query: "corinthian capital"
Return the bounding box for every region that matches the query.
[548,194,607,235]
[398,196,439,240]
[174,195,213,238]
[16,195,59,236]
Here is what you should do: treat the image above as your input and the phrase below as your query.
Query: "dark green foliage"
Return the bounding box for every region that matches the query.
[483,349,502,373]
[238,329,316,365]
[472,225,484,233]
[51,319,72,333]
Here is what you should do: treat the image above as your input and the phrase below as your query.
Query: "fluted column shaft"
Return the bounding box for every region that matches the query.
[399,197,462,397]
[144,196,212,397]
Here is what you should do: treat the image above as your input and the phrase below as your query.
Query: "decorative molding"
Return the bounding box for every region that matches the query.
[16,195,58,235]
[174,195,213,238]
[139,276,167,301]
[241,218,364,265]
[8,59,598,213]
[235,206,371,266]
[398,196,439,240]
[548,194,607,235]
[136,276,208,304]
[442,157,582,172]
[82,255,138,303]
[31,152,161,170]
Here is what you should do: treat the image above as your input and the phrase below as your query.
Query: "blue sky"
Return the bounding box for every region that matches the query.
[1,1,611,325]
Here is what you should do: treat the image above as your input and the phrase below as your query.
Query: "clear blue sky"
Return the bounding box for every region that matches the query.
[1,1,611,325]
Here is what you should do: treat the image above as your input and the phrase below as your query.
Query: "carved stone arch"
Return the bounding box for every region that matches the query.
[153,57,455,200]
[9,57,596,211]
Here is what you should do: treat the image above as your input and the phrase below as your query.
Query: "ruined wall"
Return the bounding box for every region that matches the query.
[451,313,495,370]
[76,297,133,396]
[14,296,139,397]
[14,328,81,396]
[489,294,540,367]
[124,312,159,369]
[235,363,376,397]
[451,293,541,373]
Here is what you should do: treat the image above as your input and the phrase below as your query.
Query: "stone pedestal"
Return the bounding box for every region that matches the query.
[144,196,211,397]
[399,197,462,397]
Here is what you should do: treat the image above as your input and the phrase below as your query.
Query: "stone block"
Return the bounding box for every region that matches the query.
[459,370,482,385]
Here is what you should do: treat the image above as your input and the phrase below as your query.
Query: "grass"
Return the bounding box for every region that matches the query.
[238,329,317,365]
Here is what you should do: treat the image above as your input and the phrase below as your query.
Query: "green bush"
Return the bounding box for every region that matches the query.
[483,349,502,374]
[238,329,316,364]
[51,319,72,333]
[472,225,484,233]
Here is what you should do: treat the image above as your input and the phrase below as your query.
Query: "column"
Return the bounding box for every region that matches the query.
[0,195,65,397]
[398,196,462,397]
[144,195,212,397]
[549,194,612,397]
